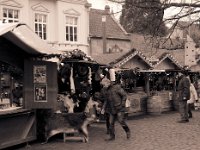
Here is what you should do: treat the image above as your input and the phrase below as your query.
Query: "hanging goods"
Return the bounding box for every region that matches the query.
[88,67,92,84]
[70,67,75,94]
[109,68,116,81]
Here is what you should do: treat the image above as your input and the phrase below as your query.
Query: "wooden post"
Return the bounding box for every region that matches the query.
[10,77,14,107]
[145,73,150,97]
[173,73,177,92]
[102,15,107,53]
[171,72,177,111]
[0,72,2,102]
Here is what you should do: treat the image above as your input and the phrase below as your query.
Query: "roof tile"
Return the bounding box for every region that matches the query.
[89,8,130,40]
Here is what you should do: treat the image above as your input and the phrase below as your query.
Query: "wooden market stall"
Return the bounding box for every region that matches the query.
[0,23,59,149]
[94,49,185,115]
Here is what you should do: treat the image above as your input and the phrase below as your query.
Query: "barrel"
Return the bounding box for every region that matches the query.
[158,91,172,112]
[147,95,162,115]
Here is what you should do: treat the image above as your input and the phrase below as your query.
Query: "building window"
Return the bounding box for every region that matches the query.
[65,16,78,42]
[3,8,19,23]
[35,13,47,40]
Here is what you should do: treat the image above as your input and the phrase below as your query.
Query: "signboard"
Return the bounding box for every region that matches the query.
[33,65,47,83]
[24,59,57,109]
[34,85,47,102]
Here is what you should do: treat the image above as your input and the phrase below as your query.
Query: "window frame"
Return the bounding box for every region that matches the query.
[65,16,78,43]
[2,7,20,23]
[34,13,48,40]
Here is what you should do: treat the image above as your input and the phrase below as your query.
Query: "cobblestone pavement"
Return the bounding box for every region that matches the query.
[14,111,200,150]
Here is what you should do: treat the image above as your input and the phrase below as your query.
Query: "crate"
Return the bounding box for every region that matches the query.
[63,129,86,142]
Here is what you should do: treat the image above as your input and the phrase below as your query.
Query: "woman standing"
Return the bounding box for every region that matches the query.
[187,81,198,118]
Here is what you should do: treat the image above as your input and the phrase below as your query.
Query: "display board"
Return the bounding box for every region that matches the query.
[24,59,57,109]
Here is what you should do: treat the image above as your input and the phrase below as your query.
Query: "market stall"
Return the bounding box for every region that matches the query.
[0,23,104,146]
[0,23,59,149]
[110,50,186,115]
[40,49,106,142]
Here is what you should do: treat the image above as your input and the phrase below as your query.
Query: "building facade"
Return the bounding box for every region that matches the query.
[89,6,131,56]
[0,0,91,54]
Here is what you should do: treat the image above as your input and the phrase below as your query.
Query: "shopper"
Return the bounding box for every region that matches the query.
[187,81,198,118]
[101,77,131,141]
[177,71,191,123]
[99,77,111,134]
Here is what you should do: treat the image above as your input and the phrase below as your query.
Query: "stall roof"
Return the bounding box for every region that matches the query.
[0,23,61,69]
[0,23,60,56]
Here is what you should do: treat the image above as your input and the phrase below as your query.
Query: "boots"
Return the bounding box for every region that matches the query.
[105,136,115,141]
[122,125,131,139]
[105,128,115,141]
[126,131,131,139]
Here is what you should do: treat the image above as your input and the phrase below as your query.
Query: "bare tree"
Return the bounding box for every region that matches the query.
[108,0,200,54]
[109,0,200,31]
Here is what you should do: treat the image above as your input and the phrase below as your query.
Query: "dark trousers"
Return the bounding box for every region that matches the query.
[109,111,130,138]
[179,101,188,121]
[188,103,194,117]
[105,113,110,133]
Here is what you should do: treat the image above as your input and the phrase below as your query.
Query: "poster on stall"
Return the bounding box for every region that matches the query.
[34,85,47,102]
[24,60,57,109]
[33,65,47,83]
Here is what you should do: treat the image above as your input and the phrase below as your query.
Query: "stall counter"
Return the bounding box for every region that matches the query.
[0,109,37,149]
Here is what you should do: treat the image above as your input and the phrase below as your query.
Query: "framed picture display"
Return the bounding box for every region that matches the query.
[24,60,57,109]
[33,65,47,83]
[34,84,47,102]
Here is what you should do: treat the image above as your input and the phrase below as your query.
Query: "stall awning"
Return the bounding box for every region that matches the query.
[0,23,60,56]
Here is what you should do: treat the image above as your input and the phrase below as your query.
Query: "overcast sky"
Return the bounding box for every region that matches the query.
[87,0,199,22]
[88,0,119,10]
[88,0,122,19]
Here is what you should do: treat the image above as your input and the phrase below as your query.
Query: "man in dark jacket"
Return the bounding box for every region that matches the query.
[101,77,131,141]
[177,71,190,123]
[98,85,110,134]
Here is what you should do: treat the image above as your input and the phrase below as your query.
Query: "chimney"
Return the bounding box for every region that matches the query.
[105,5,110,14]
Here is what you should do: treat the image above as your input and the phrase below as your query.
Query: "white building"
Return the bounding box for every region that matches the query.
[0,0,91,54]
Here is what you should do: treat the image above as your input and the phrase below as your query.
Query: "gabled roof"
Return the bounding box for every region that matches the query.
[131,34,185,67]
[89,8,130,40]
[92,48,184,71]
[111,49,153,68]
[92,49,153,68]
[153,52,183,69]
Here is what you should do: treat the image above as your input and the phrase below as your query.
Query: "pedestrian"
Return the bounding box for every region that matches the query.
[99,77,111,135]
[100,77,131,141]
[177,71,191,123]
[187,80,198,118]
[194,80,200,110]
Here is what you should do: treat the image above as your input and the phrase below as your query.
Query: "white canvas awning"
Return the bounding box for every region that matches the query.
[0,23,62,68]
[0,23,60,56]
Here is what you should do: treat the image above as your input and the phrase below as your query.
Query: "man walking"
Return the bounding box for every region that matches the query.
[101,77,131,141]
[177,71,191,123]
